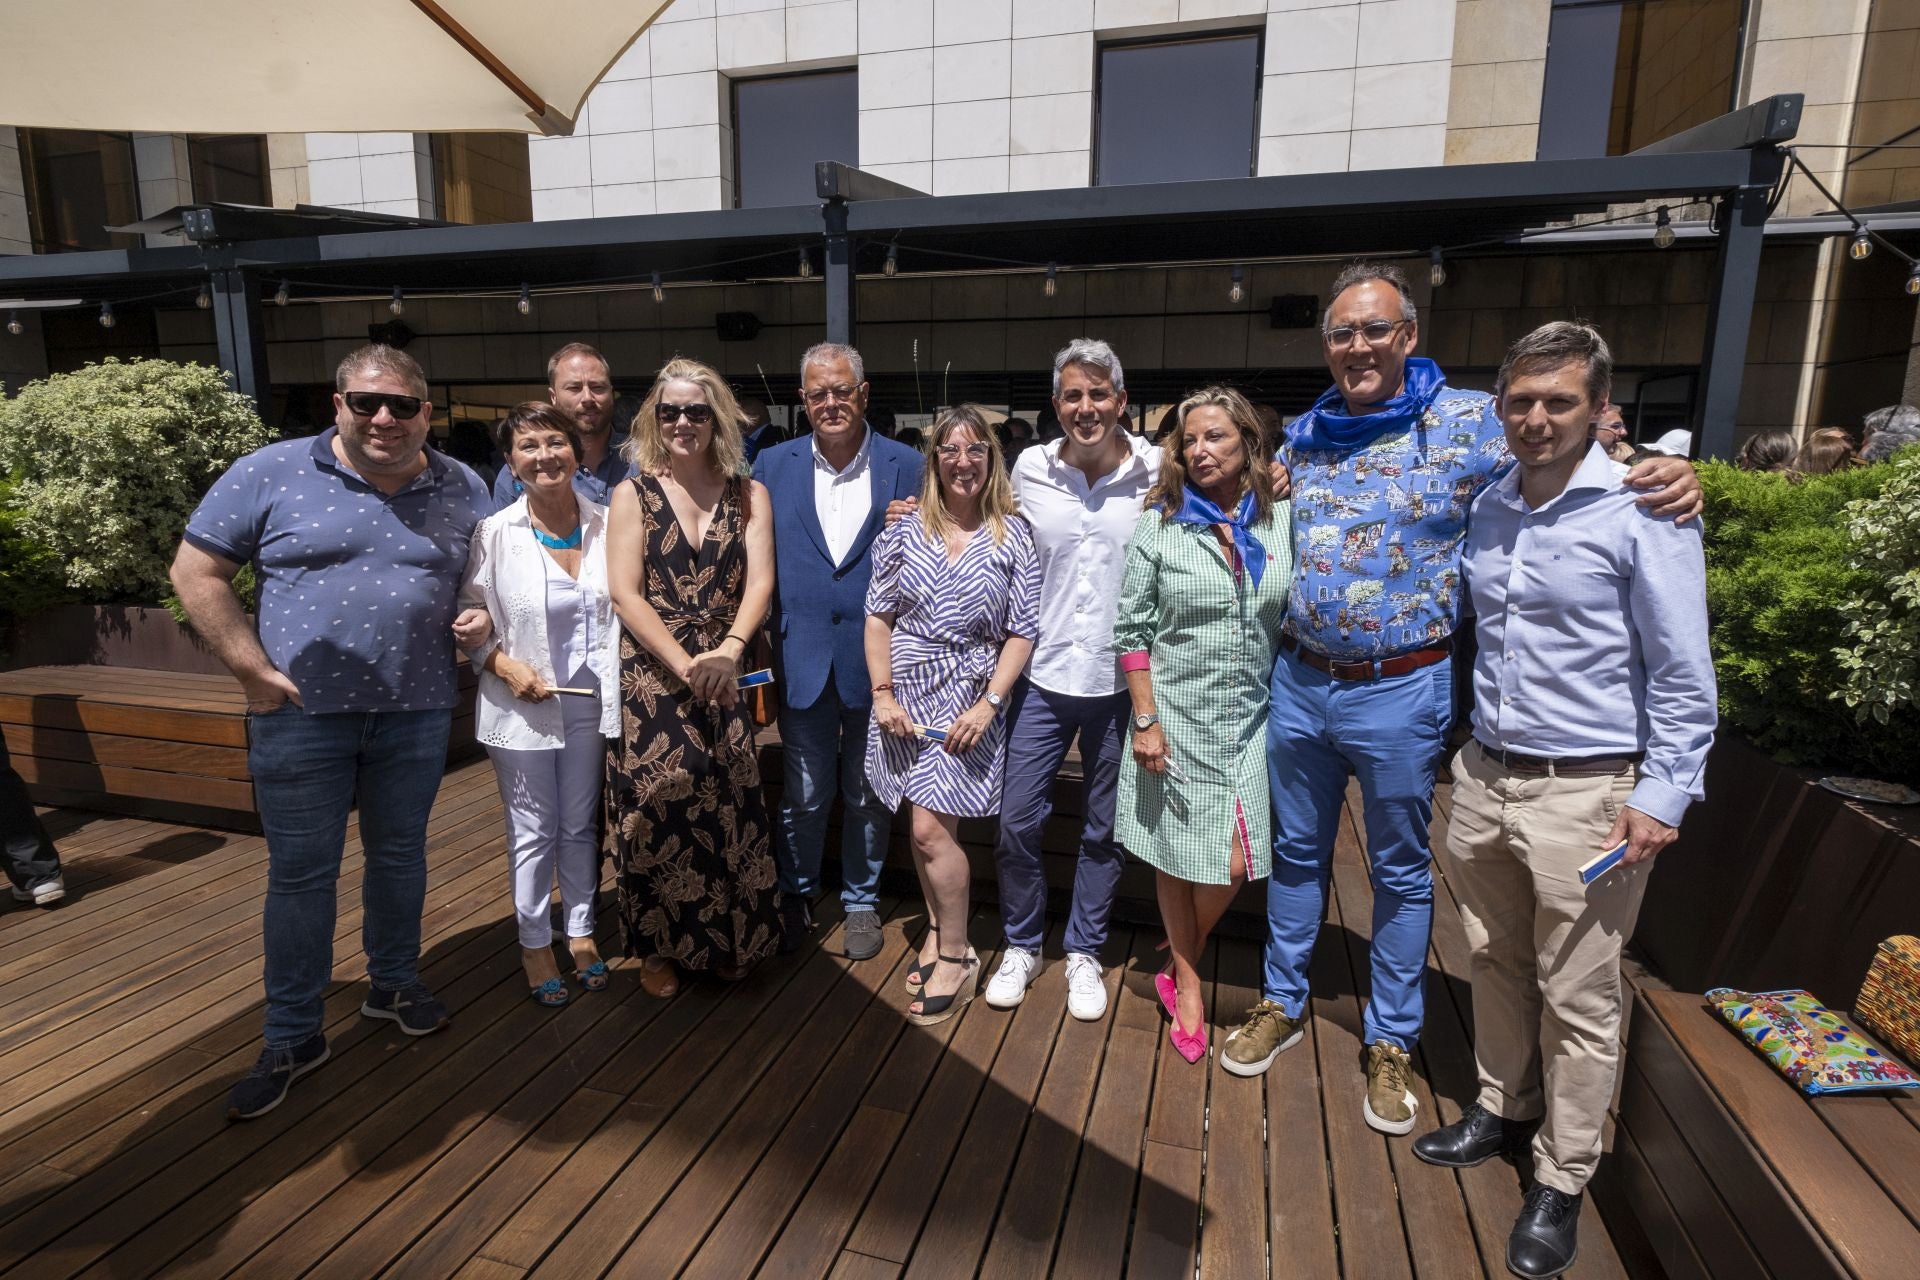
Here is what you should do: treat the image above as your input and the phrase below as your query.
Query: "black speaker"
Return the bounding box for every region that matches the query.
[366,319,415,348]
[716,311,762,341]
[1268,295,1318,329]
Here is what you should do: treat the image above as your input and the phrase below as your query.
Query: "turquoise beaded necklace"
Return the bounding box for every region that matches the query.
[532,523,582,550]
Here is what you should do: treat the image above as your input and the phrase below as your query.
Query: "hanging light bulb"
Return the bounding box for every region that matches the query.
[389,286,405,316]
[1653,205,1675,250]
[797,248,813,279]
[1044,262,1058,299]
[1907,262,1920,297]
[884,243,899,277]
[98,301,115,329]
[195,285,212,310]
[516,284,532,317]
[1850,227,1875,261]
[1428,247,1447,289]
[273,279,290,307]
[651,270,665,304]
[1229,265,1245,304]
[5,311,21,337]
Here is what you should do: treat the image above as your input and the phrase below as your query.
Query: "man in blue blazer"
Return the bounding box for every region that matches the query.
[753,343,922,960]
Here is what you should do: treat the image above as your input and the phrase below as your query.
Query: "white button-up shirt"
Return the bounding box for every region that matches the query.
[813,426,873,566]
[1011,432,1162,698]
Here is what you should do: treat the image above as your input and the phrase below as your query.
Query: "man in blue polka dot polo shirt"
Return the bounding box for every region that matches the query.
[171,343,494,1121]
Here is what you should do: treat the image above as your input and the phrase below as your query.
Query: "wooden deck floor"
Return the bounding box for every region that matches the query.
[0,759,1643,1279]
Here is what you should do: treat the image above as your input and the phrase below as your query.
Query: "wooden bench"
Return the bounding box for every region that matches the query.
[1602,986,1920,1280]
[0,664,480,833]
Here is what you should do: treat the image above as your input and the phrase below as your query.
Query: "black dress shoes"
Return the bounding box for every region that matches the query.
[1507,1185,1581,1278]
[1411,1102,1538,1168]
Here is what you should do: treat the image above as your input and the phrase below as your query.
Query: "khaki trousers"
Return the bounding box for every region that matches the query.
[1441,740,1652,1195]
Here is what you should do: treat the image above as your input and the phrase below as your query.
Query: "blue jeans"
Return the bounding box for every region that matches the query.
[248,706,452,1048]
[1264,650,1451,1050]
[776,686,891,910]
[994,680,1128,957]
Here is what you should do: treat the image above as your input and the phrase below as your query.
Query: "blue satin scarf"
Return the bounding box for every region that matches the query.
[1171,486,1268,588]
[1288,356,1446,453]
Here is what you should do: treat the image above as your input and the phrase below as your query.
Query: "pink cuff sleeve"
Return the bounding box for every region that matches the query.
[1119,651,1151,673]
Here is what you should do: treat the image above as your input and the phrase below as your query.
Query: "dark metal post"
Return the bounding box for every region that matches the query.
[1693,148,1785,459]
[209,264,270,410]
[822,197,856,347]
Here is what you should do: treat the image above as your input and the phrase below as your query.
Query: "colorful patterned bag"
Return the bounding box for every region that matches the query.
[1856,936,1920,1069]
[1705,987,1920,1095]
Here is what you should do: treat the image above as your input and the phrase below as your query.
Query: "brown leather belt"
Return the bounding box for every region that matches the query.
[1475,739,1643,777]
[1281,634,1451,682]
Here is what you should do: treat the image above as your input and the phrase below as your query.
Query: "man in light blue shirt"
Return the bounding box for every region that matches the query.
[1413,321,1715,1280]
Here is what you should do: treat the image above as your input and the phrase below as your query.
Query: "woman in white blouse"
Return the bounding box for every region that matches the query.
[460,402,620,1006]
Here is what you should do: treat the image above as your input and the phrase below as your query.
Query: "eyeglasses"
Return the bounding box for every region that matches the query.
[802,384,860,407]
[1323,320,1410,349]
[656,402,714,425]
[343,391,424,419]
[936,443,991,461]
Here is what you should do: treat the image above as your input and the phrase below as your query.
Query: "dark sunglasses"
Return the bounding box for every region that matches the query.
[343,390,424,419]
[656,402,715,425]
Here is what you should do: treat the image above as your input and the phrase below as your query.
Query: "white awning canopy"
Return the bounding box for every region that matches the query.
[0,0,671,137]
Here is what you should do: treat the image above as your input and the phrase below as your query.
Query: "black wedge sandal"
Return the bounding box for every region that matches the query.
[907,953,979,1027]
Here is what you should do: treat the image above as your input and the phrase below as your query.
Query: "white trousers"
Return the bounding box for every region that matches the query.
[488,690,605,949]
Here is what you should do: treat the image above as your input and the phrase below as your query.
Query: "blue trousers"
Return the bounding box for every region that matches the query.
[1264,650,1451,1050]
[993,680,1128,958]
[776,685,891,910]
[248,707,453,1048]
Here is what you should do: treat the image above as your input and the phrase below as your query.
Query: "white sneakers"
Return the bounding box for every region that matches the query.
[1064,952,1107,1022]
[983,948,1108,1021]
[10,876,64,907]
[984,947,1038,1009]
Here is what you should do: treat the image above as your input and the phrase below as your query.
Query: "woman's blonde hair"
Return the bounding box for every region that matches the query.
[1146,386,1273,522]
[625,356,749,477]
[917,404,1020,546]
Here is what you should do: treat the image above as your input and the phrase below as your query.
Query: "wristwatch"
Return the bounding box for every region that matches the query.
[984,691,1006,716]
[1133,712,1159,731]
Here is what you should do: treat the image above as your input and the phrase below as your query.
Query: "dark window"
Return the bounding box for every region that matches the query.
[430,133,534,224]
[1537,0,1745,160]
[733,71,858,209]
[18,129,141,253]
[1095,33,1261,186]
[187,135,270,205]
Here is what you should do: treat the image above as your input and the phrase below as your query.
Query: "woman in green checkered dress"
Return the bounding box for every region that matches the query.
[1114,387,1291,1061]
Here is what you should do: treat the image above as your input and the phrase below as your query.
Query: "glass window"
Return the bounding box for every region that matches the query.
[733,71,859,209]
[18,129,141,253]
[430,133,533,224]
[1537,0,1745,160]
[1096,34,1261,186]
[187,135,270,205]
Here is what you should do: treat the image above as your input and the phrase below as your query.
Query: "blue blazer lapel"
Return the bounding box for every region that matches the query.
[785,447,833,565]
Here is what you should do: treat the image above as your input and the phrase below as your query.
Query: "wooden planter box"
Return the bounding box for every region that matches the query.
[6,603,232,675]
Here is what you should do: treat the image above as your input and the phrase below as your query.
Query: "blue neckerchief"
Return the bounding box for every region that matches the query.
[1171,486,1267,588]
[1288,356,1447,453]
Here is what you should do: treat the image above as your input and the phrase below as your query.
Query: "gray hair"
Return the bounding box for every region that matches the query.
[1495,320,1613,407]
[800,341,864,385]
[1863,416,1920,463]
[1051,338,1126,396]
[1863,403,1919,437]
[335,343,427,398]
[1323,260,1418,331]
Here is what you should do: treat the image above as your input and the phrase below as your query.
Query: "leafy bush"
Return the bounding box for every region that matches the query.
[0,358,272,605]
[0,475,74,629]
[1700,459,1919,782]
[1834,447,1920,731]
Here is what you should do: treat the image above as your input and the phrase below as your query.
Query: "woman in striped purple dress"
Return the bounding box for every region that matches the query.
[866,405,1040,1026]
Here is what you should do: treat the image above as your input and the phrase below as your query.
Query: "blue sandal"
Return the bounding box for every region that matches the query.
[530,977,569,1008]
[573,961,610,992]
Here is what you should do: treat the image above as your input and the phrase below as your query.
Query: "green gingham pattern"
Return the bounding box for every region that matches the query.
[1113,503,1291,884]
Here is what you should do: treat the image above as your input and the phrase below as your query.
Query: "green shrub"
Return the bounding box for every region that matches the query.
[0,358,272,605]
[1834,447,1920,732]
[1700,459,1919,782]
[0,474,74,629]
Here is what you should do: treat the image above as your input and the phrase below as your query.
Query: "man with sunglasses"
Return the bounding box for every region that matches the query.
[171,344,495,1121]
[1219,263,1702,1141]
[490,342,634,508]
[752,342,922,961]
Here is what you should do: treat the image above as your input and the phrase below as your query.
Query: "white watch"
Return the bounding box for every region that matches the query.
[984,691,1006,715]
[1133,712,1159,732]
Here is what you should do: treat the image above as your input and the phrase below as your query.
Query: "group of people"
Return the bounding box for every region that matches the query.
[167,257,1720,1280]
[1734,401,1920,475]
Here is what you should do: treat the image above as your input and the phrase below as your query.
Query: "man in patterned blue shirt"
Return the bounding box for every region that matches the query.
[1219,263,1700,1140]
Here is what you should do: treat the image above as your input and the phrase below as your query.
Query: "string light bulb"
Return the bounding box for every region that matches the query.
[797,248,813,279]
[1229,265,1245,304]
[651,271,665,304]
[516,284,532,317]
[1044,262,1058,299]
[98,301,115,329]
[1907,262,1920,297]
[1428,247,1447,289]
[1850,227,1875,261]
[195,285,211,310]
[884,244,898,277]
[5,311,21,337]
[273,279,290,307]
[1653,205,1675,250]
[389,287,405,316]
